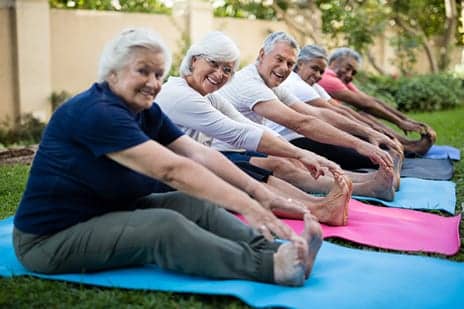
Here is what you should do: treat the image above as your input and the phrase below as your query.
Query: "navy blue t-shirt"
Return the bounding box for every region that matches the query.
[14,82,184,235]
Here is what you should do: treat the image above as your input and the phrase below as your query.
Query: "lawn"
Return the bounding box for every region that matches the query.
[1,107,463,307]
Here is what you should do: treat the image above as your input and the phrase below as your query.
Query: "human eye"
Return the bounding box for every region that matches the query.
[223,66,233,75]
[208,59,219,68]
[155,70,164,80]
[137,67,150,76]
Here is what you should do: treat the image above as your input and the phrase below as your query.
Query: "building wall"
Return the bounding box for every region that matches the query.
[0,6,17,123]
[214,17,291,65]
[50,9,182,95]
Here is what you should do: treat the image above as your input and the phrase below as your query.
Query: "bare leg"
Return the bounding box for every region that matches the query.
[251,155,394,201]
[265,173,352,226]
[250,156,333,193]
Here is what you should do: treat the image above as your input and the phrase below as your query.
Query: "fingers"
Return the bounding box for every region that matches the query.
[257,224,274,241]
[262,218,295,240]
[370,150,393,169]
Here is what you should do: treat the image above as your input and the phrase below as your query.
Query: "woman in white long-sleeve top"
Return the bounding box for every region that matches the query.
[157,32,352,226]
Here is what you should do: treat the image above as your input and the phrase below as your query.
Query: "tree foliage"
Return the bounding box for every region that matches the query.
[317,0,461,73]
[49,0,171,14]
[212,0,286,20]
[212,0,462,73]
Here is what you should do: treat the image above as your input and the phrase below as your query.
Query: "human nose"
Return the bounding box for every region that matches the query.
[147,73,161,88]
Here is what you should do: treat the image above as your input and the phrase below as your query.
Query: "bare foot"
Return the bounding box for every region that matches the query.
[403,132,435,157]
[273,240,306,286]
[310,172,352,226]
[357,165,395,201]
[388,149,403,191]
[302,213,323,278]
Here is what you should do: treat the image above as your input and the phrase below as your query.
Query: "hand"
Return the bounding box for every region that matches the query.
[358,142,393,169]
[400,120,428,135]
[299,150,342,179]
[241,199,298,241]
[369,132,403,155]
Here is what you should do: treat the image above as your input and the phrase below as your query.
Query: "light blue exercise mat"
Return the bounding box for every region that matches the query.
[353,177,456,214]
[1,216,463,309]
[424,145,460,161]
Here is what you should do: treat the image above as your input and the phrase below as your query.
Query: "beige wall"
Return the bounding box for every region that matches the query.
[15,0,51,122]
[214,17,290,65]
[0,6,17,123]
[50,9,182,95]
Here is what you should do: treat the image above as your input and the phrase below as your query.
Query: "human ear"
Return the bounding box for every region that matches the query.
[257,48,265,63]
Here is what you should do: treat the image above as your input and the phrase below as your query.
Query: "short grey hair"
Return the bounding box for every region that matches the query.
[294,44,328,72]
[179,31,240,77]
[98,28,172,82]
[261,31,299,55]
[328,47,362,65]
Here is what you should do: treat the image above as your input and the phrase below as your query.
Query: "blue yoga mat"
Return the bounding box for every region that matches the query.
[400,158,454,180]
[353,177,456,214]
[424,145,460,161]
[1,217,463,308]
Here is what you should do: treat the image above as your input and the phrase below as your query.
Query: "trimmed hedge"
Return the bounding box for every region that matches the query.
[356,73,464,112]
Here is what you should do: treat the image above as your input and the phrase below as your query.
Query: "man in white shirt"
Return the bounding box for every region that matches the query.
[218,32,396,200]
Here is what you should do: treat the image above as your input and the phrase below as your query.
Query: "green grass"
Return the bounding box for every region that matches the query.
[1,107,464,307]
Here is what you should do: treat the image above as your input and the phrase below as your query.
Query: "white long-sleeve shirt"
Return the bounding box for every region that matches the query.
[156,76,272,151]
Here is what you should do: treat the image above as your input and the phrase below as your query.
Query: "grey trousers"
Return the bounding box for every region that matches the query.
[13,192,280,283]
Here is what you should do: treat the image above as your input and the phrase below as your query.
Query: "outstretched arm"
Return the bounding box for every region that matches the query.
[253,99,393,169]
[107,138,301,240]
[330,89,426,133]
[291,101,402,154]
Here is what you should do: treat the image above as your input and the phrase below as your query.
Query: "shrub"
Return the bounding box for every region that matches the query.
[355,72,399,108]
[0,114,46,147]
[395,74,464,112]
[356,72,464,112]
[49,90,71,112]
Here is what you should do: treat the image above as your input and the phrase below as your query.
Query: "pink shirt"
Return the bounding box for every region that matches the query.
[319,68,359,94]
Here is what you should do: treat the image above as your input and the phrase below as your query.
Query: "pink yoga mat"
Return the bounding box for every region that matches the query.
[239,199,461,255]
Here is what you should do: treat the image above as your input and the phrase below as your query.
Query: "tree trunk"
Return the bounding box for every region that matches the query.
[366,50,387,75]
[394,16,439,73]
[439,0,458,70]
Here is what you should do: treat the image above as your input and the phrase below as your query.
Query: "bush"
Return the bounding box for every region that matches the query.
[395,74,464,112]
[49,90,71,112]
[356,72,464,112]
[0,114,46,147]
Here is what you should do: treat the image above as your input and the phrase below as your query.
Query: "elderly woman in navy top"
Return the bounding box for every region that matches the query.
[13,28,323,287]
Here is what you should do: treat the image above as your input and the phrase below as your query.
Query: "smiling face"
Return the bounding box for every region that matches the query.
[256,41,297,88]
[107,47,165,113]
[330,56,359,84]
[295,57,327,86]
[186,56,235,95]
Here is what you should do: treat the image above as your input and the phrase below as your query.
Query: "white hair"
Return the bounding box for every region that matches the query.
[261,31,299,55]
[328,47,362,65]
[179,31,240,77]
[97,28,172,82]
[294,44,328,72]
